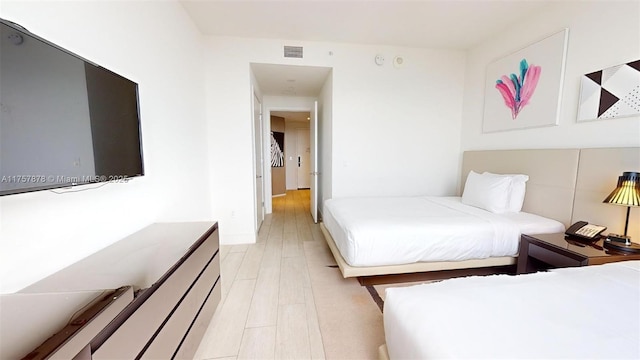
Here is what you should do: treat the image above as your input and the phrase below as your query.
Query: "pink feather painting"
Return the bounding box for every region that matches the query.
[495,59,541,119]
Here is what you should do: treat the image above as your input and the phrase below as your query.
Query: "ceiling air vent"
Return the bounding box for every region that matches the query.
[284,46,303,58]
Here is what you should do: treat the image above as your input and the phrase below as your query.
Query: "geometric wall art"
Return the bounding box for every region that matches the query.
[483,28,569,133]
[577,59,640,121]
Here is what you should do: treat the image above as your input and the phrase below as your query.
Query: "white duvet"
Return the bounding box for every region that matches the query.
[323,196,563,267]
[384,260,640,359]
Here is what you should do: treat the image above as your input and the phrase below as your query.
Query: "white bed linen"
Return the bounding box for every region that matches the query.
[323,196,564,267]
[384,260,640,359]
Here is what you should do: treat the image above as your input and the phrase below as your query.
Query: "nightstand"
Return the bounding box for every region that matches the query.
[516,233,640,274]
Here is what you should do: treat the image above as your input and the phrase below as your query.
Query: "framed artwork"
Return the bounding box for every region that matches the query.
[483,28,569,133]
[577,59,640,121]
[271,131,284,167]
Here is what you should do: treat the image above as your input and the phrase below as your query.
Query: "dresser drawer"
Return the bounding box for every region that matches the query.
[94,229,218,359]
[173,281,222,359]
[140,254,220,359]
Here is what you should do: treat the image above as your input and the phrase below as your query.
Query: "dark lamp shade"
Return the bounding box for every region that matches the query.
[603,172,640,207]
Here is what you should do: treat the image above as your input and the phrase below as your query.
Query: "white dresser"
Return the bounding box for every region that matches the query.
[1,222,221,360]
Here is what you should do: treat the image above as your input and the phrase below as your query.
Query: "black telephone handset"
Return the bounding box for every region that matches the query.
[565,221,607,240]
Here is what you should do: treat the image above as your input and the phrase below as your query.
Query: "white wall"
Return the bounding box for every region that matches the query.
[461,1,640,157]
[205,37,466,244]
[330,46,466,199]
[0,1,211,293]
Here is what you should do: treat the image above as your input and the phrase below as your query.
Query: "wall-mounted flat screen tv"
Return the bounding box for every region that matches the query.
[0,19,144,196]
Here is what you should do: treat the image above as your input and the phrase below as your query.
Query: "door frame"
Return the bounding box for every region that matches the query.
[310,100,319,223]
[251,89,265,234]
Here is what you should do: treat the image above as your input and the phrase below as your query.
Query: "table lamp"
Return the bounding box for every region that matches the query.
[603,171,639,250]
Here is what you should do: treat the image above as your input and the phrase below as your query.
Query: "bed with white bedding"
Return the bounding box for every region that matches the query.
[383,260,640,359]
[319,149,582,278]
[323,196,564,267]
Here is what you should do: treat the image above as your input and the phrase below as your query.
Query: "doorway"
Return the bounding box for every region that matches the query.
[270,111,311,191]
[250,63,331,223]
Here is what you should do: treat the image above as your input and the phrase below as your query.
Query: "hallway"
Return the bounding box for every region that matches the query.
[194,190,384,360]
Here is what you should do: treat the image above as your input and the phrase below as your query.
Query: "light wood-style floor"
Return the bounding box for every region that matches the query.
[194,190,384,360]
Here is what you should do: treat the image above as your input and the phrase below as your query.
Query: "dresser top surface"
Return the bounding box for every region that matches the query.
[19,222,218,294]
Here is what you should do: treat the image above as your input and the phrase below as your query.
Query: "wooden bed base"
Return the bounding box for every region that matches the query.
[319,223,517,279]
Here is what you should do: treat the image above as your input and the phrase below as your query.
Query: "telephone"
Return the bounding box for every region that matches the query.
[565,221,607,240]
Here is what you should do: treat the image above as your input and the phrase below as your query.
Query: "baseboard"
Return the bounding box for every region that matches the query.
[218,233,256,245]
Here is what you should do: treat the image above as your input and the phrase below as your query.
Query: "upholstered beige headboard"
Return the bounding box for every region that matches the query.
[461,147,640,232]
[461,149,581,227]
[572,147,640,240]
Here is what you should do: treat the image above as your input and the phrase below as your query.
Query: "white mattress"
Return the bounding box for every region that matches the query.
[323,196,564,267]
[384,260,640,359]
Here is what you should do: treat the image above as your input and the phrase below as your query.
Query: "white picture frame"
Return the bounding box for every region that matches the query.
[577,59,640,122]
[482,29,569,133]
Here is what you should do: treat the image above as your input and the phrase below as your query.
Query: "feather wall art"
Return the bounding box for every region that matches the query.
[483,28,568,133]
[495,59,541,120]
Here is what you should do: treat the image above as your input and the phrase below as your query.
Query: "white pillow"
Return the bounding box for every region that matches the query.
[483,172,529,212]
[461,171,512,213]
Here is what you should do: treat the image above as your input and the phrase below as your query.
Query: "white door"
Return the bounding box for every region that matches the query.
[296,128,310,189]
[310,101,318,223]
[252,92,264,232]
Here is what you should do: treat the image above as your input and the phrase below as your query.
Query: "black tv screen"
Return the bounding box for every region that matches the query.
[0,19,144,196]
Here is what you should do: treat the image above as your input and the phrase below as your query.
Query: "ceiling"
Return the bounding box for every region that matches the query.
[180,0,556,96]
[251,63,332,96]
[180,0,555,50]
[271,111,311,123]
